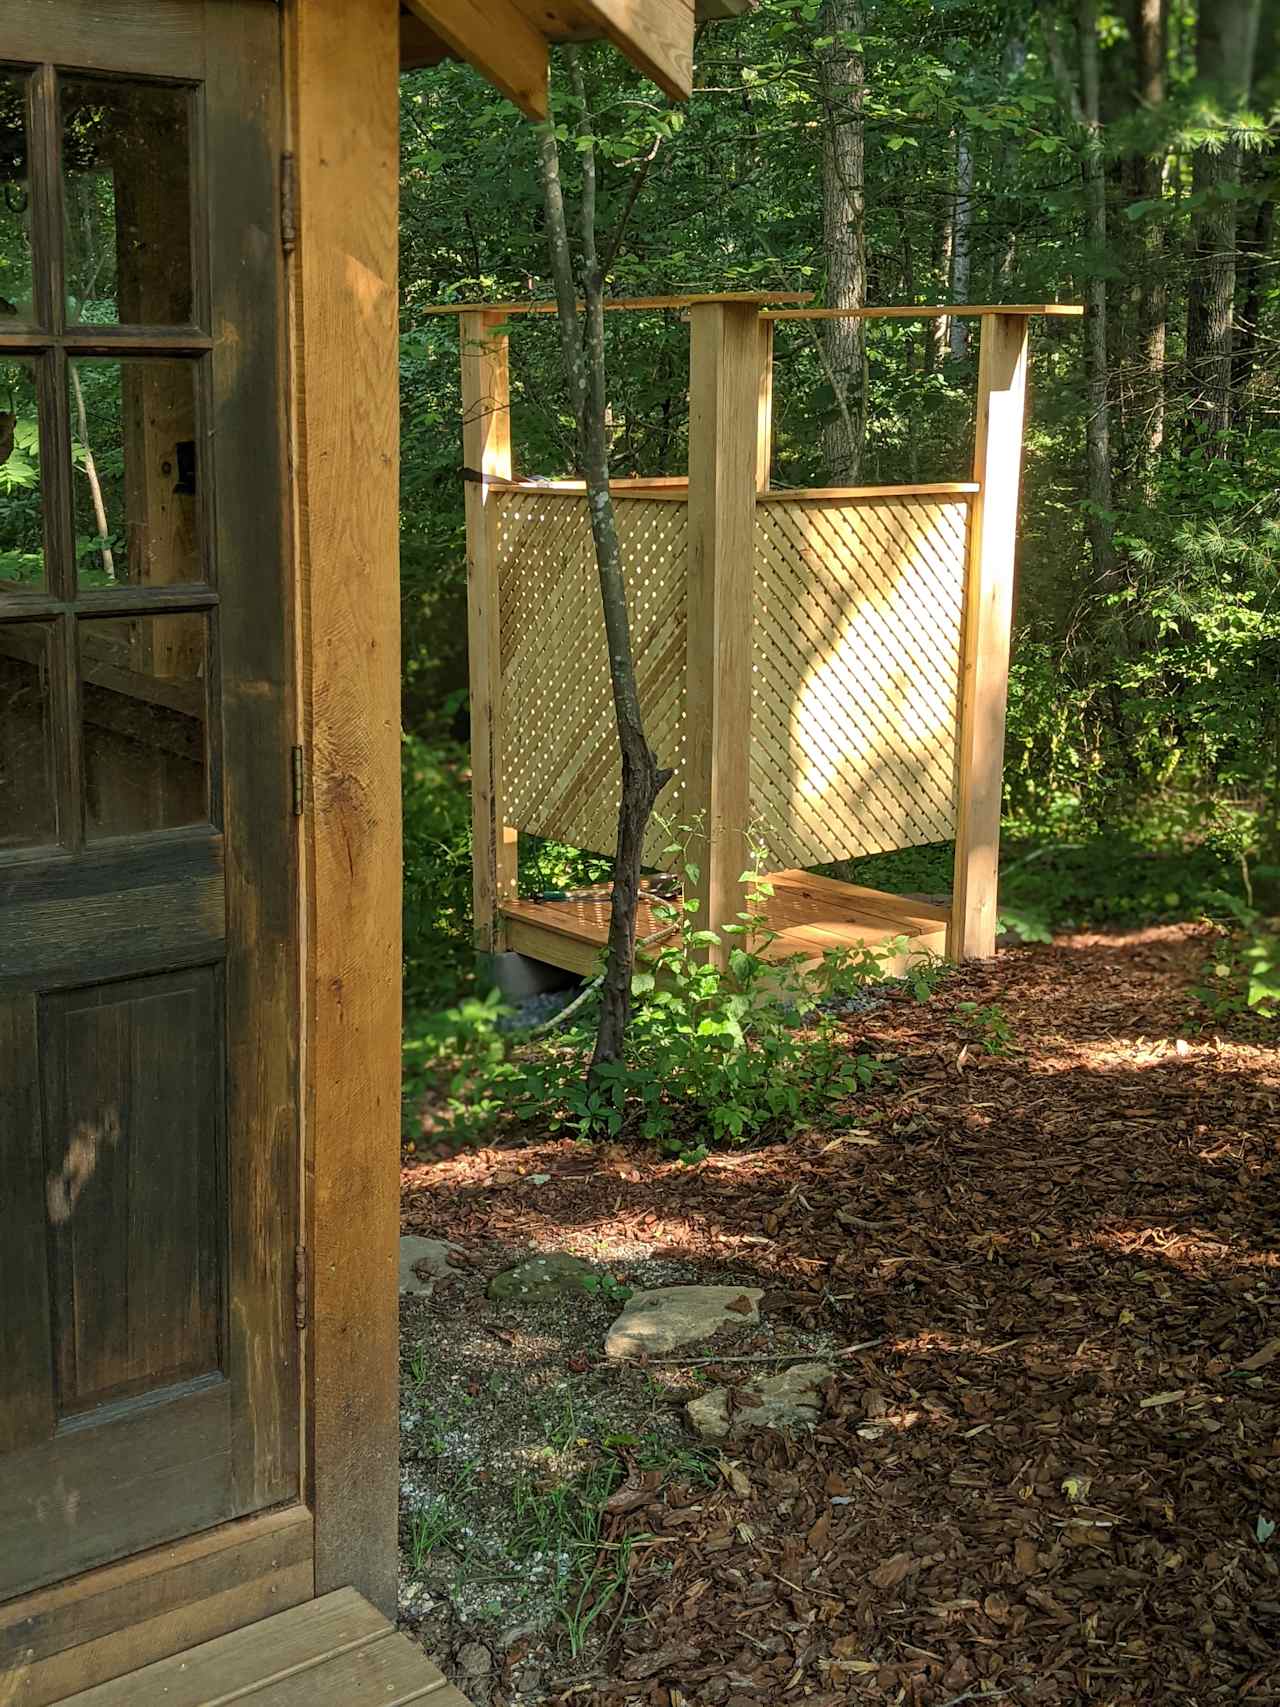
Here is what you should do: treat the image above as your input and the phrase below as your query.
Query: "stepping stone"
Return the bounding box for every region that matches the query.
[686,1360,833,1441]
[604,1285,763,1359]
[487,1251,598,1302]
[398,1235,462,1298]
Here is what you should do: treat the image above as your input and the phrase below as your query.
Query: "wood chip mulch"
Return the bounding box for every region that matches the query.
[402,925,1280,1706]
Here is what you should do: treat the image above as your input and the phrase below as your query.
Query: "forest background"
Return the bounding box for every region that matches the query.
[397,0,1279,1014]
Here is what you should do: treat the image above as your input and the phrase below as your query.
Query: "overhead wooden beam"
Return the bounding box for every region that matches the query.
[574,0,695,101]
[766,303,1084,321]
[422,292,814,315]
[403,0,549,119]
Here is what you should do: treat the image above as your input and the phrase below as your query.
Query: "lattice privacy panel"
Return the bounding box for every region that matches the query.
[750,494,971,867]
[496,491,687,861]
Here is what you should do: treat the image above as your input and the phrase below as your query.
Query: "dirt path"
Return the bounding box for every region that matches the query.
[401,926,1279,1705]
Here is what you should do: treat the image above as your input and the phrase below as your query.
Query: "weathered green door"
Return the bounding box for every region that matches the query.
[0,0,297,1598]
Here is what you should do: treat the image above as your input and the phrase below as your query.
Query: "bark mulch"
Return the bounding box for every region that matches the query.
[402,925,1280,1706]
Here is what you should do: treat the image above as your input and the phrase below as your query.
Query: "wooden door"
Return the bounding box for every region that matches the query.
[0,1,296,1600]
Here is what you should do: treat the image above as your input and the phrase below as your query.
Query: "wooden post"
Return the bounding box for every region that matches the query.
[289,0,401,1617]
[686,300,763,963]
[949,312,1030,960]
[460,310,518,958]
[756,317,774,492]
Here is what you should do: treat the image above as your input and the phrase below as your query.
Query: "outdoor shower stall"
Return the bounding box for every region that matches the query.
[449,294,1080,979]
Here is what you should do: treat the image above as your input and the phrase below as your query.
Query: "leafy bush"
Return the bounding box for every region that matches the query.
[402,733,475,1010]
[1193,890,1280,1025]
[425,865,942,1153]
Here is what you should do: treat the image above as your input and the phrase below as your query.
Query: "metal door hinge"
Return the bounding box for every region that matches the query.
[290,744,304,816]
[280,152,297,254]
[294,1243,309,1331]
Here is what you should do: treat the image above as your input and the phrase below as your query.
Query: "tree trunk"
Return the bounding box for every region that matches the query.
[817,0,867,482]
[538,56,672,1070]
[925,170,954,372]
[1185,0,1262,444]
[1130,0,1168,491]
[1039,0,1117,578]
[949,129,973,359]
[1233,188,1275,423]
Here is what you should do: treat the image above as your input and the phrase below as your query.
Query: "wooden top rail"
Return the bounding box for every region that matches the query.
[429,292,813,316]
[489,478,977,502]
[758,481,979,501]
[765,303,1084,321]
[434,296,1080,320]
[488,476,689,491]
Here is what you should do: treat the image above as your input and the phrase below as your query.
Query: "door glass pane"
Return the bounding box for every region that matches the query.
[61,77,193,327]
[69,358,201,587]
[0,620,57,847]
[0,359,44,589]
[80,613,208,837]
[0,72,35,325]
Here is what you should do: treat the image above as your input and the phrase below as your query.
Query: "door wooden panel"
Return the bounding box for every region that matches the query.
[0,0,296,1601]
[42,969,223,1413]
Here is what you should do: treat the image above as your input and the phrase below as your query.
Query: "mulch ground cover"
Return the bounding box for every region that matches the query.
[402,925,1279,1706]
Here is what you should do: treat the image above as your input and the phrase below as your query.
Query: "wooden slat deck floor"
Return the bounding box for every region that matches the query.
[63,1588,471,1707]
[503,868,948,978]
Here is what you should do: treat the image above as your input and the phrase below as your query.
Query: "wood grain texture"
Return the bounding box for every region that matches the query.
[52,1587,468,1706]
[0,0,208,78]
[500,871,946,979]
[0,1506,313,1706]
[205,0,301,1521]
[461,312,516,952]
[685,301,763,964]
[757,481,979,501]
[756,317,774,492]
[0,1379,232,1601]
[575,0,695,101]
[0,832,224,990]
[405,0,548,118]
[424,292,813,314]
[949,313,1029,960]
[0,995,54,1454]
[40,969,223,1415]
[288,0,402,1618]
[765,303,1083,320]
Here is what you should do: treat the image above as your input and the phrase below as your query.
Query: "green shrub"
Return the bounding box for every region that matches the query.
[427,865,942,1153]
[1192,890,1280,1024]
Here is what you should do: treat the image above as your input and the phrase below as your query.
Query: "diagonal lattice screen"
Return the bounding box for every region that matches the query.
[750,494,971,867]
[494,486,970,869]
[496,490,687,862]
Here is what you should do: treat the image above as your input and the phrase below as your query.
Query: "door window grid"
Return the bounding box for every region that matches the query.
[0,59,215,859]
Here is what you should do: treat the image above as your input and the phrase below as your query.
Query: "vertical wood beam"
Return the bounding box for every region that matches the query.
[755,317,774,492]
[460,310,517,958]
[949,312,1030,960]
[288,0,401,1616]
[686,301,763,963]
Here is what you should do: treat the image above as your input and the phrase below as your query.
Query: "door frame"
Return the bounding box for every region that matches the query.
[0,0,402,1695]
[288,0,402,1622]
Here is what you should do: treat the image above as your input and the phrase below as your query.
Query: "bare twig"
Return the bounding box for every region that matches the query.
[613,1337,884,1369]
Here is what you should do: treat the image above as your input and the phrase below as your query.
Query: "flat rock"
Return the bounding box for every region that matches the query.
[604,1285,764,1359]
[398,1235,462,1298]
[686,1360,833,1441]
[487,1251,597,1302]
